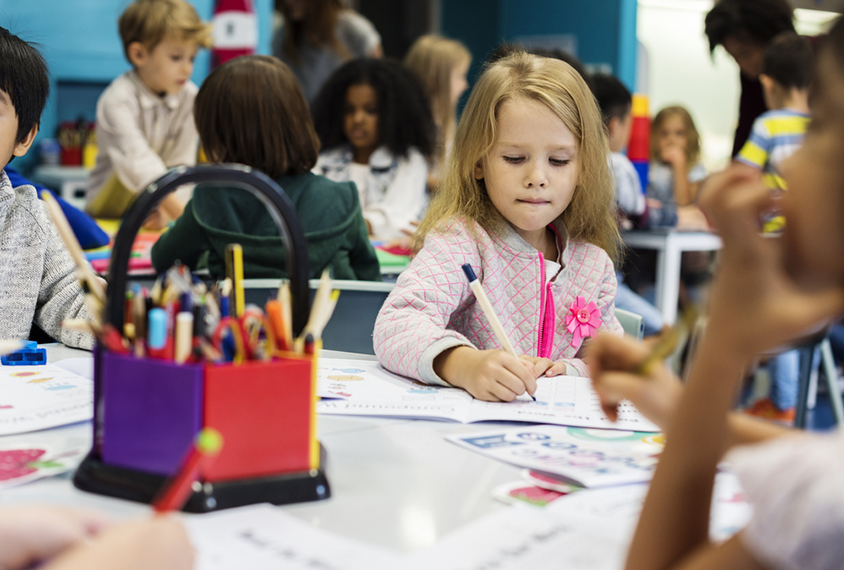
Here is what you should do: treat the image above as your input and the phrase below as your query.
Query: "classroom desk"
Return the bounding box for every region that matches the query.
[622,229,722,325]
[0,347,526,554]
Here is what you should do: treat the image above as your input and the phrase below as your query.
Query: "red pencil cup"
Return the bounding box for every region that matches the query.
[74,165,328,512]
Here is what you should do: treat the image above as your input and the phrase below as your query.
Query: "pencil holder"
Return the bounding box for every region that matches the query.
[73,165,330,512]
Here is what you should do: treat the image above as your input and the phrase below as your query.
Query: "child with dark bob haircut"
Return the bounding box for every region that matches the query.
[0,27,95,349]
[311,58,435,241]
[151,55,380,281]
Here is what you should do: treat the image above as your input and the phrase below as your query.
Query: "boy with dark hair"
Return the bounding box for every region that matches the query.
[590,73,646,225]
[735,32,814,423]
[737,32,813,188]
[591,72,663,337]
[0,27,94,349]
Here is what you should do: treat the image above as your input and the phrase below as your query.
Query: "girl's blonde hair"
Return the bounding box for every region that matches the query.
[404,35,472,171]
[416,51,620,264]
[650,106,701,166]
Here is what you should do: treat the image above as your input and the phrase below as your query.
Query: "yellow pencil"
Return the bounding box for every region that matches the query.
[225,244,245,318]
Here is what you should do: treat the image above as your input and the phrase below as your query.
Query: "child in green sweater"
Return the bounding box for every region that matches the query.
[151,55,380,281]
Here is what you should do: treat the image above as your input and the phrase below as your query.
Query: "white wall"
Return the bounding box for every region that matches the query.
[637,0,838,172]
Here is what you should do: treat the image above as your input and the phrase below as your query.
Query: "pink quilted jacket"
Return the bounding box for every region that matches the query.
[373,217,622,386]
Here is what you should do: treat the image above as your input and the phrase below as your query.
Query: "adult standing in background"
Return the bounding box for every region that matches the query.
[272,0,382,103]
[704,0,795,157]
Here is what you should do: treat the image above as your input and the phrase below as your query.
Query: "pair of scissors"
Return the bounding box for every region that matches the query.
[211,311,276,364]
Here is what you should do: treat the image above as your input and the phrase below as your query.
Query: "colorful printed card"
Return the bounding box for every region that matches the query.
[0,364,93,435]
[0,443,88,489]
[316,358,659,431]
[447,425,665,487]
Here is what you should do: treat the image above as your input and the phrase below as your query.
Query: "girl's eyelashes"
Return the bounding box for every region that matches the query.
[502,155,571,166]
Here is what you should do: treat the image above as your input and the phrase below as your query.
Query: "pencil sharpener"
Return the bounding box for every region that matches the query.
[1,341,47,366]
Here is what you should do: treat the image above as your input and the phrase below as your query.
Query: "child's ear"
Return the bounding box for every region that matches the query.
[12,125,38,158]
[474,160,485,180]
[127,42,148,68]
[607,116,620,138]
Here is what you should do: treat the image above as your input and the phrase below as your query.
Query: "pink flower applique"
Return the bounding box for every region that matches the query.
[565,296,601,349]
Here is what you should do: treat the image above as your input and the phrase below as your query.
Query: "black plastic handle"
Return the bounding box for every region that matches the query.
[105,164,310,337]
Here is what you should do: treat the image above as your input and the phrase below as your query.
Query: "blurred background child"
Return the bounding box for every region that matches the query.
[591,72,664,337]
[272,0,382,103]
[151,55,380,281]
[403,34,471,191]
[312,58,435,241]
[735,32,814,423]
[85,0,212,228]
[647,105,707,228]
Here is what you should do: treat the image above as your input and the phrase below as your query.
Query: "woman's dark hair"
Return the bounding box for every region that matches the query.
[194,55,319,179]
[311,57,435,159]
[704,0,794,53]
[824,16,844,75]
[0,27,49,146]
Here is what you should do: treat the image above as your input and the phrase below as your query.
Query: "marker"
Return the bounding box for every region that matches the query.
[461,264,536,401]
[147,308,167,357]
[151,428,223,513]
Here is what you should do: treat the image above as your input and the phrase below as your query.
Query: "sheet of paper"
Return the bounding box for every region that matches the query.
[410,474,751,570]
[0,364,93,435]
[407,501,631,570]
[466,376,659,430]
[317,358,658,431]
[447,425,663,487]
[186,504,402,570]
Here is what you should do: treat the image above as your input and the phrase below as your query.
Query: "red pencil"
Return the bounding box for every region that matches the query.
[151,428,224,513]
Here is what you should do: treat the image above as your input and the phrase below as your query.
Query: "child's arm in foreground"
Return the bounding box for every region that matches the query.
[593,167,844,570]
[588,333,793,448]
[0,506,192,570]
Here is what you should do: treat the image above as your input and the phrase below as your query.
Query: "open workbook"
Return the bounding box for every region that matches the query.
[316,358,659,431]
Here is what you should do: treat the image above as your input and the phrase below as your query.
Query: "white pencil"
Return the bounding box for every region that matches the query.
[461,264,535,401]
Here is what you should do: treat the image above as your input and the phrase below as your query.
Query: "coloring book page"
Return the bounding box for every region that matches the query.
[446,425,663,487]
[316,358,658,431]
[187,504,403,570]
[0,364,94,435]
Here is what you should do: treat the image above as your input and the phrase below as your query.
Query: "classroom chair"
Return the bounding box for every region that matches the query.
[794,334,844,428]
[615,308,644,341]
[244,279,395,355]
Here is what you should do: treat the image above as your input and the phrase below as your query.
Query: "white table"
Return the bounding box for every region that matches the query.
[622,230,722,325]
[0,348,525,553]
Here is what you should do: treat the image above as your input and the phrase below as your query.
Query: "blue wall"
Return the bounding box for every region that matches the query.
[1,0,274,175]
[441,0,637,90]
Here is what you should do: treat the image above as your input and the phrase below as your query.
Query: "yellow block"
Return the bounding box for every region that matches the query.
[632,94,649,117]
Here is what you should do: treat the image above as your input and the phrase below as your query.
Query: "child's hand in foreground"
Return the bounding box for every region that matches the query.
[44,516,193,570]
[586,332,683,429]
[0,505,110,570]
[435,346,538,402]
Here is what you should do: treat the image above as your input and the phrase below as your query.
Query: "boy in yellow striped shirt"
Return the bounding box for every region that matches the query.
[736,32,812,192]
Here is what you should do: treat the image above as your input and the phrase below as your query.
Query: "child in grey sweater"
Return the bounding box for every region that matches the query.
[0,27,94,349]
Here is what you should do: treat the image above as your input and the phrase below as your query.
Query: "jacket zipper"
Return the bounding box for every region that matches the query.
[537,253,555,358]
